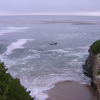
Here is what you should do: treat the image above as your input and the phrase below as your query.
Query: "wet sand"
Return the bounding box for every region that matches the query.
[44,81,97,100]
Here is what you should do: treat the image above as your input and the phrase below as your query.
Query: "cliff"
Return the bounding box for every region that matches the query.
[83,40,100,100]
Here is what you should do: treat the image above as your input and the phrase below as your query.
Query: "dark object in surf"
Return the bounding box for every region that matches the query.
[50,43,57,45]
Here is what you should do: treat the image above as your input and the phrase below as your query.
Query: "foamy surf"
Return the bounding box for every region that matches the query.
[0,42,91,100]
[0,27,31,35]
[18,46,91,100]
[20,72,91,100]
[3,39,34,55]
[0,15,100,100]
[0,45,91,100]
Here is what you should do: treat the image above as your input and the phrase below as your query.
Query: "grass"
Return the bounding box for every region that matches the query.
[0,62,35,100]
[91,40,100,55]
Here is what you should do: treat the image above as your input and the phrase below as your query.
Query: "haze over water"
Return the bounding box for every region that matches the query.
[0,15,100,100]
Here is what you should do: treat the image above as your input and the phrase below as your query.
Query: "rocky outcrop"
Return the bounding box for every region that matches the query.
[50,43,57,45]
[83,47,100,100]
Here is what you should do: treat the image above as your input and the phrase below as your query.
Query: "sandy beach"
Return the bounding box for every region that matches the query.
[44,81,97,100]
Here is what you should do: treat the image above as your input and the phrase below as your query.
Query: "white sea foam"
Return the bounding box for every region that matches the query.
[0,54,16,65]
[19,71,91,100]
[0,27,30,35]
[0,16,99,100]
[35,93,49,100]
[46,49,70,54]
[4,39,34,55]
[0,44,91,100]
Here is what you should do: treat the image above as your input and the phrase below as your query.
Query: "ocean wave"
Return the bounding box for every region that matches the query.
[0,27,31,35]
[4,39,34,55]
[0,44,91,100]
[19,72,91,100]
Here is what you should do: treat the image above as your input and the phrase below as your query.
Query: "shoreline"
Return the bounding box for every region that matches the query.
[44,81,97,100]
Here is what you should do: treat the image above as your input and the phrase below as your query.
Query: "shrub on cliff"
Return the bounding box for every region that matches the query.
[91,40,100,55]
[0,62,34,100]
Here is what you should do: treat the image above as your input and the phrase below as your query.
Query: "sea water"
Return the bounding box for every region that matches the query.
[0,15,100,100]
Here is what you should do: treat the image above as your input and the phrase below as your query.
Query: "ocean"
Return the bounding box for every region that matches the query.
[0,15,100,100]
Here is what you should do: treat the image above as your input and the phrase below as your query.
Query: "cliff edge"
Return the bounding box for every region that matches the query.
[83,40,100,100]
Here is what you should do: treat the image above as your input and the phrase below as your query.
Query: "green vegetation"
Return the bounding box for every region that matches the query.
[91,40,100,55]
[97,71,100,76]
[0,62,34,100]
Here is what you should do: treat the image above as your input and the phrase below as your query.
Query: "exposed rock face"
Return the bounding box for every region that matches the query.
[83,47,100,100]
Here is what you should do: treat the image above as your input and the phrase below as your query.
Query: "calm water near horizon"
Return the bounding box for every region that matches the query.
[0,15,100,100]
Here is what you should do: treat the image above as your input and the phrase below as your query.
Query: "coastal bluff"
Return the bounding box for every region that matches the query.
[83,40,100,100]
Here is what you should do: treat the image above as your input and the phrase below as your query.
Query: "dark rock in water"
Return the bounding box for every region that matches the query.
[50,43,57,45]
[54,43,57,45]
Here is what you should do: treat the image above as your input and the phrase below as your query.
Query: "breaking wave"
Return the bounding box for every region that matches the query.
[0,27,30,35]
